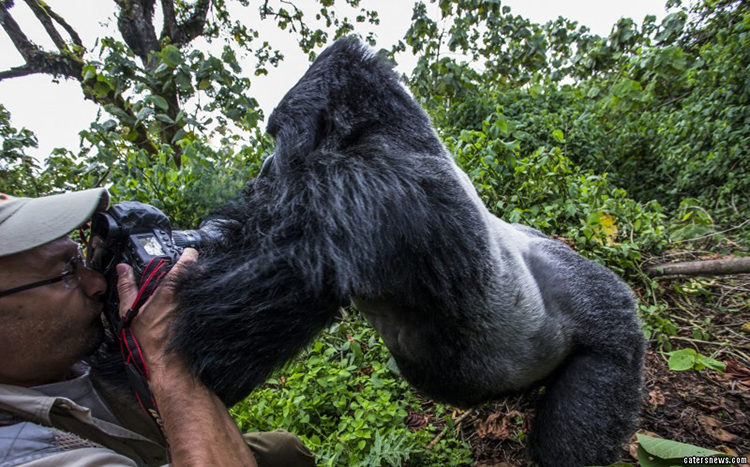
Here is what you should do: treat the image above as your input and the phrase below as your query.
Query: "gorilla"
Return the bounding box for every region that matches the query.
[170,37,645,466]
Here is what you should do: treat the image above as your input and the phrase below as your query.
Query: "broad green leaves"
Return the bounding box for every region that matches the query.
[655,12,687,44]
[230,315,473,466]
[637,434,725,466]
[667,348,726,372]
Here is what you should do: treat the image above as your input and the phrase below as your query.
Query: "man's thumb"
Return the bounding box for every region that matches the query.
[116,263,138,316]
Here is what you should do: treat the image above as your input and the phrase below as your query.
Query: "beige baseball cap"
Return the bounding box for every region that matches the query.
[0,188,109,257]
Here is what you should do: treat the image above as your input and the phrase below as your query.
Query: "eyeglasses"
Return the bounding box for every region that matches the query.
[0,245,87,298]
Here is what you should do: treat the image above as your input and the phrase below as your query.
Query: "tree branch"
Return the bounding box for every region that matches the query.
[0,64,36,80]
[1,0,160,158]
[160,0,210,46]
[161,0,179,41]
[0,13,82,83]
[115,0,159,63]
[0,3,39,62]
[22,0,67,51]
[647,257,750,277]
[0,0,83,80]
[0,1,80,79]
[42,1,83,48]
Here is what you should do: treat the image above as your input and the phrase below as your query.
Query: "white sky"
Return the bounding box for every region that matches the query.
[0,1,669,160]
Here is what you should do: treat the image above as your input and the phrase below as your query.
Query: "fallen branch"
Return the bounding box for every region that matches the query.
[426,409,472,450]
[646,257,750,277]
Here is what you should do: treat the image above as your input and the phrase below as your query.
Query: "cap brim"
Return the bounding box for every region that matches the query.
[0,188,109,256]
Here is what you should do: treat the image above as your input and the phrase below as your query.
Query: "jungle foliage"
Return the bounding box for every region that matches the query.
[1,0,748,464]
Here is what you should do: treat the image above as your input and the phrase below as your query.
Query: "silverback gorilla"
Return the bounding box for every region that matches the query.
[172,37,645,466]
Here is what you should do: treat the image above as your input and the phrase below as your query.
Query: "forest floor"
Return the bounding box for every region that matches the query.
[409,269,750,466]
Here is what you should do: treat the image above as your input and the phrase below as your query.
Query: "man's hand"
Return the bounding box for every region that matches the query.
[115,248,198,373]
[114,248,257,467]
[114,247,200,396]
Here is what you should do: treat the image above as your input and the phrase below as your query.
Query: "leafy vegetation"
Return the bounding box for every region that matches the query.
[231,313,473,466]
[1,0,748,464]
[405,0,749,223]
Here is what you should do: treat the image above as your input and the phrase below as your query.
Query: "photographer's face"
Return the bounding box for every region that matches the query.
[0,237,106,386]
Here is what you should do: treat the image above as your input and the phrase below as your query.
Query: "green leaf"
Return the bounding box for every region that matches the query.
[93,81,111,98]
[101,119,117,131]
[225,108,243,120]
[174,72,192,91]
[123,127,139,142]
[155,114,175,124]
[636,445,678,467]
[154,63,170,75]
[552,129,565,143]
[136,107,153,122]
[667,348,696,371]
[82,67,96,83]
[161,45,183,68]
[170,128,186,143]
[151,95,169,111]
[103,104,133,123]
[198,78,211,91]
[587,86,601,98]
[695,354,726,372]
[637,434,724,459]
[350,341,363,361]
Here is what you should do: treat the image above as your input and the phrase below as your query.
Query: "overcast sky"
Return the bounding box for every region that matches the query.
[0,1,670,160]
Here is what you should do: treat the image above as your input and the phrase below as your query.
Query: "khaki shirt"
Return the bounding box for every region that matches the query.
[0,364,168,467]
[0,365,315,467]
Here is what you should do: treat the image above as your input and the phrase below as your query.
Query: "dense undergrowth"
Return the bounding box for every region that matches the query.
[231,313,474,466]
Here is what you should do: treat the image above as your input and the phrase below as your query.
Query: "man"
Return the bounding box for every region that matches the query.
[0,188,315,466]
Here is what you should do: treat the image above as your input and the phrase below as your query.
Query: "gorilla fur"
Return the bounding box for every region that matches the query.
[172,37,645,466]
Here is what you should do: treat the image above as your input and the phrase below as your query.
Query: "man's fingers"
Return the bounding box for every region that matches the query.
[116,250,196,318]
[116,263,138,316]
[167,248,199,279]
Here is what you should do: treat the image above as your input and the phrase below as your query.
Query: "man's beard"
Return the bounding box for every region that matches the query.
[83,314,106,357]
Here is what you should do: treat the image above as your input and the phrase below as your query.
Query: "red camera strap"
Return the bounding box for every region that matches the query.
[117,257,171,434]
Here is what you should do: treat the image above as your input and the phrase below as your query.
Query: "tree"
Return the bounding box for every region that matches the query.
[0,0,378,223]
[400,0,749,221]
[0,102,39,194]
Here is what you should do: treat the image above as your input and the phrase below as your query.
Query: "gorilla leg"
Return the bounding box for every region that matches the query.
[530,346,644,466]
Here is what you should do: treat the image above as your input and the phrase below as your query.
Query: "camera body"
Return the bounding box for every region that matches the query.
[89,201,230,325]
[90,202,183,280]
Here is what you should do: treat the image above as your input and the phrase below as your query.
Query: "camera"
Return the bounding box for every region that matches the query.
[88,201,233,325]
